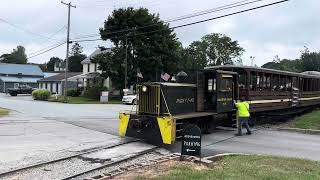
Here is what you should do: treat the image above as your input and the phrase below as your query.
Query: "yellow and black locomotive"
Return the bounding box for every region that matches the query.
[119,68,238,145]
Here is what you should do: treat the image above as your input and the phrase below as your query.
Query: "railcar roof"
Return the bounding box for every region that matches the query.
[140,82,196,87]
[205,65,320,79]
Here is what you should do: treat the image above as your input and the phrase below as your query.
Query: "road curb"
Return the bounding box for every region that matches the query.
[204,153,250,162]
[277,128,320,135]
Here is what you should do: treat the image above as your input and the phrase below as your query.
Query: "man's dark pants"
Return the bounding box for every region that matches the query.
[237,117,251,135]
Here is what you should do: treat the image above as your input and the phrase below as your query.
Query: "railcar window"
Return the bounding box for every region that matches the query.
[250,72,257,90]
[238,71,247,89]
[292,77,298,89]
[221,78,232,91]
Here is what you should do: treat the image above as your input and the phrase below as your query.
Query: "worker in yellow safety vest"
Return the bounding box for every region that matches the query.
[234,97,252,136]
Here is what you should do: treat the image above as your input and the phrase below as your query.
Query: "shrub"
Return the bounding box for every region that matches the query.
[32,89,51,101]
[83,86,108,100]
[67,89,81,97]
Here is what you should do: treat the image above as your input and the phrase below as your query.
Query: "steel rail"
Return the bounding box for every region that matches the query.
[62,147,159,180]
[0,139,139,177]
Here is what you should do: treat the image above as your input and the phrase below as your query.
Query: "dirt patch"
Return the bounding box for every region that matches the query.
[113,160,209,180]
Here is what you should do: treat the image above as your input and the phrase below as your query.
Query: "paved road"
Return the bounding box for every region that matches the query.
[0,94,132,120]
[1,94,320,161]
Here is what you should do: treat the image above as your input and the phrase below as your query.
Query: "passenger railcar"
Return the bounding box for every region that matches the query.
[119,66,320,145]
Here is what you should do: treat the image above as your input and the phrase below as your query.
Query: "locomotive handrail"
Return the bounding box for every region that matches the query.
[160,88,172,118]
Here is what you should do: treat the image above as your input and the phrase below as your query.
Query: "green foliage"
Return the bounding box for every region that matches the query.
[181,33,244,72]
[68,54,86,72]
[0,45,27,64]
[301,48,320,71]
[0,108,9,117]
[97,7,182,89]
[293,110,320,130]
[83,85,108,100]
[32,89,51,101]
[262,57,303,72]
[46,57,63,72]
[66,89,81,97]
[68,43,86,72]
[151,155,320,180]
[262,47,320,73]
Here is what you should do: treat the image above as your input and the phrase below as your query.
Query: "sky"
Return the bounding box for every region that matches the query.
[0,0,319,66]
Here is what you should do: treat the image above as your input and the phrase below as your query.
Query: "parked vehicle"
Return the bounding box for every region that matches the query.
[122,94,137,105]
[7,85,35,96]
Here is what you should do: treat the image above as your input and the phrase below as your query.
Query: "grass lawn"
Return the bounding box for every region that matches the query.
[292,110,320,130]
[131,155,320,180]
[48,96,122,104]
[0,108,9,117]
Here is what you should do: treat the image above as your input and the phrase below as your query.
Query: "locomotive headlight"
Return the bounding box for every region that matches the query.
[142,86,147,92]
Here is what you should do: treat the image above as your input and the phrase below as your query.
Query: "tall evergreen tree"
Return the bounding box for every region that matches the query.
[68,43,86,72]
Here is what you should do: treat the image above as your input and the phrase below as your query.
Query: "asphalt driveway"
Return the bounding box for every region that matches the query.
[1,93,320,161]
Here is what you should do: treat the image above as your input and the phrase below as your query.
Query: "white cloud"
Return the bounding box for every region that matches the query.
[0,0,319,67]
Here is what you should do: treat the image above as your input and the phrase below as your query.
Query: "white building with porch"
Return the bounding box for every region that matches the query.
[79,48,111,88]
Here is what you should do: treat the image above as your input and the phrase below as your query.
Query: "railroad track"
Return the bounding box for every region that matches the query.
[62,147,159,180]
[0,139,160,180]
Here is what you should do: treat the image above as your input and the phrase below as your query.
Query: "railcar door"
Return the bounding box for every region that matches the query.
[217,73,234,113]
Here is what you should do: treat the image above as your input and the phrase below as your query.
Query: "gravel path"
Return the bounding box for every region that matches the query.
[1,142,157,180]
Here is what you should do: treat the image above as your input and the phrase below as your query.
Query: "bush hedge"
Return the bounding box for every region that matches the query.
[32,89,51,101]
[67,89,81,97]
[83,86,108,100]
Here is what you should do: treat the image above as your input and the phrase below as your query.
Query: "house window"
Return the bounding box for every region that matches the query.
[87,64,90,73]
[94,63,97,72]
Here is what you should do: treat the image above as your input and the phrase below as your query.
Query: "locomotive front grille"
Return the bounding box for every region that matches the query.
[138,85,160,115]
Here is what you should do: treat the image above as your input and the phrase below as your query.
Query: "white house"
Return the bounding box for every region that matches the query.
[79,48,111,88]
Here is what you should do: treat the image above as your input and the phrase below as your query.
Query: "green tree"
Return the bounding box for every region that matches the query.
[46,57,63,72]
[262,57,303,73]
[0,45,27,64]
[301,47,320,72]
[178,41,206,73]
[182,33,244,69]
[97,7,181,89]
[68,43,86,72]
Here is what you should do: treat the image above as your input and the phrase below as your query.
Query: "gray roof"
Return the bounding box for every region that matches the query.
[81,48,111,64]
[0,63,44,76]
[205,65,320,78]
[38,72,82,82]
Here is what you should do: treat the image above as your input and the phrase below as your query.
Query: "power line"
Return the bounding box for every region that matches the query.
[71,0,263,40]
[39,26,67,45]
[29,39,66,56]
[0,17,59,40]
[73,0,289,43]
[166,0,263,23]
[25,0,289,60]
[27,42,66,59]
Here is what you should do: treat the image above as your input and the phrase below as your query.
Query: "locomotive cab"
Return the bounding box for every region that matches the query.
[197,69,238,113]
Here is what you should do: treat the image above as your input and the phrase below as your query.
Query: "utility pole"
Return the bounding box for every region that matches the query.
[125,34,128,90]
[61,1,76,100]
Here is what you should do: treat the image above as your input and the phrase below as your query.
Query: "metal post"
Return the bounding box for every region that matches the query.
[125,34,128,90]
[61,1,76,100]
